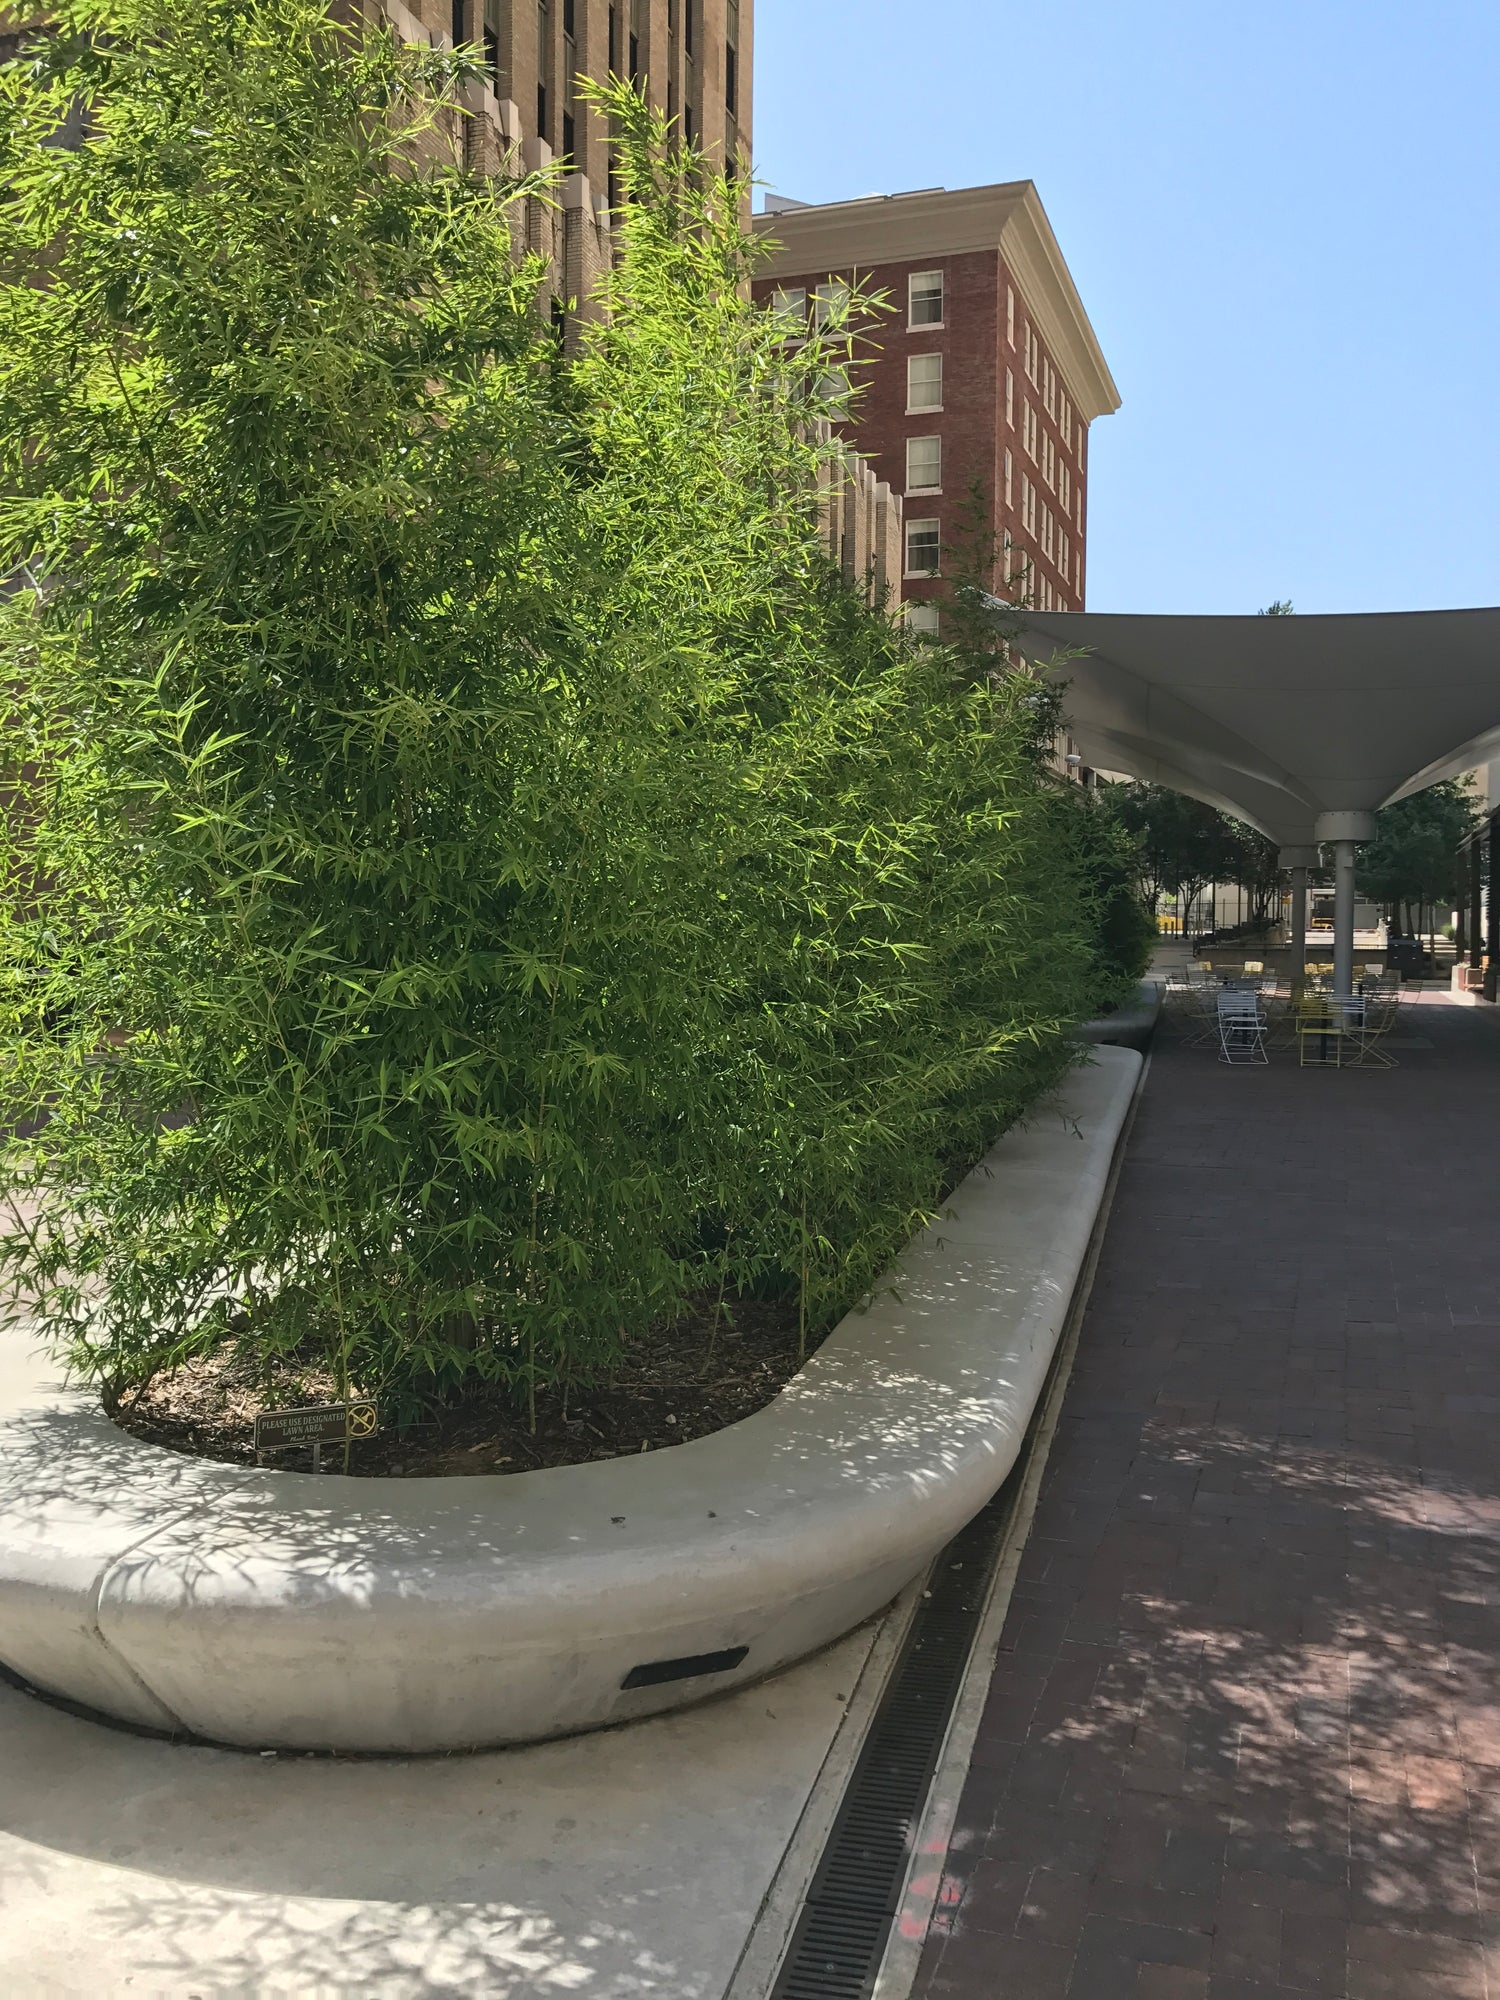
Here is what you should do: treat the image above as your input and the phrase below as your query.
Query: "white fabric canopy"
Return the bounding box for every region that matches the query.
[1001,605,1500,845]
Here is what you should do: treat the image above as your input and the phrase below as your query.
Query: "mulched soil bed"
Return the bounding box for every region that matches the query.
[113,1292,817,1478]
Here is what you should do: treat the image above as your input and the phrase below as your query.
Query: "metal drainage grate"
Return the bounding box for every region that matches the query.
[768,1478,1018,2000]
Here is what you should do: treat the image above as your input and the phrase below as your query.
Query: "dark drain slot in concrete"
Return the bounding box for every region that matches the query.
[767,1479,1019,2000]
[620,1645,749,1689]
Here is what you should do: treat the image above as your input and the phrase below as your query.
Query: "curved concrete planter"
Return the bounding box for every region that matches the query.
[1079,978,1162,1052]
[0,1048,1140,1753]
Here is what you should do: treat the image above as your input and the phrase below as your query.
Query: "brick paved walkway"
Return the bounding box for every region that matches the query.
[915,998,1500,1999]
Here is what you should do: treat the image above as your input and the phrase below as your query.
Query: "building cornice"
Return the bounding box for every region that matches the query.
[753,182,1120,421]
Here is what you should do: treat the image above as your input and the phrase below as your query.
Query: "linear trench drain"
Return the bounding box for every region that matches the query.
[767,1474,1021,2000]
[763,1063,1140,2000]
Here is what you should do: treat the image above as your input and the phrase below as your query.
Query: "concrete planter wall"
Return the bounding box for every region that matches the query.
[1078,978,1162,1051]
[0,1047,1140,1753]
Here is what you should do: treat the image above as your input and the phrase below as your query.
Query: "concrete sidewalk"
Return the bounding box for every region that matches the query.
[913,998,1500,1998]
[0,1312,891,1998]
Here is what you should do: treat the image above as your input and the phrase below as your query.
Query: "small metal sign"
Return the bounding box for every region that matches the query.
[254,1399,378,1470]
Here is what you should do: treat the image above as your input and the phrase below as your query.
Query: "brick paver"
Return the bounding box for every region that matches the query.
[914,998,1500,1999]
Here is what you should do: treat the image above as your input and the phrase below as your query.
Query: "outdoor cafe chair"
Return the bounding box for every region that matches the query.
[1217,988,1268,1065]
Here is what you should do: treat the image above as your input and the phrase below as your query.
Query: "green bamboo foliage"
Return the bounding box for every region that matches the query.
[0,2,1128,1423]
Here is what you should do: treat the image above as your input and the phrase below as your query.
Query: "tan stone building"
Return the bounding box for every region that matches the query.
[752,184,1119,633]
[365,0,749,344]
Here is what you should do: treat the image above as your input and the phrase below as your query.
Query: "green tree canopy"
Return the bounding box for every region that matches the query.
[1097,783,1239,910]
[1356,781,1479,915]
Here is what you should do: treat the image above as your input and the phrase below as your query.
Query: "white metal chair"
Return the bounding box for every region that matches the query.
[1217,987,1268,1064]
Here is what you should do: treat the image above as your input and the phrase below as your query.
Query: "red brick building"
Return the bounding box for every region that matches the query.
[751,183,1118,632]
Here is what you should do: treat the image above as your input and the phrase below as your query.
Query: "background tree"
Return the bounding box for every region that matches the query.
[1098,782,1244,935]
[1223,817,1282,925]
[1356,780,1479,945]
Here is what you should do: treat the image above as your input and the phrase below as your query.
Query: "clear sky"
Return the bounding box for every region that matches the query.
[751,1,1500,616]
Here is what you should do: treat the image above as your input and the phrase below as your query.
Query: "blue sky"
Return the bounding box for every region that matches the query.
[752,1,1500,615]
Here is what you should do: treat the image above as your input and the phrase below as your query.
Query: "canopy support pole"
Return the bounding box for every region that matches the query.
[1313,815,1375,1000]
[1278,846,1319,994]
[1332,841,1358,997]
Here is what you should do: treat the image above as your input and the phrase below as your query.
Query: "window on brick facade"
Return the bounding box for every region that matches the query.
[904,601,940,637]
[725,0,739,112]
[1006,286,1015,347]
[771,286,807,327]
[907,353,943,412]
[1023,402,1037,461]
[812,279,851,326]
[1043,433,1055,489]
[906,434,942,492]
[1005,369,1014,427]
[908,269,945,327]
[1044,361,1056,419]
[1004,447,1013,508]
[818,365,851,407]
[905,517,941,576]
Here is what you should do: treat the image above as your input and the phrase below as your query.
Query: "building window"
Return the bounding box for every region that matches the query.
[905,517,941,576]
[904,601,940,638]
[484,0,502,84]
[906,353,943,412]
[1021,475,1037,535]
[908,269,945,328]
[725,0,739,111]
[1005,369,1014,428]
[812,278,851,325]
[1024,324,1039,385]
[818,364,851,407]
[771,286,807,327]
[1006,286,1015,347]
[1023,402,1037,461]
[906,434,942,493]
[1004,446,1013,508]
